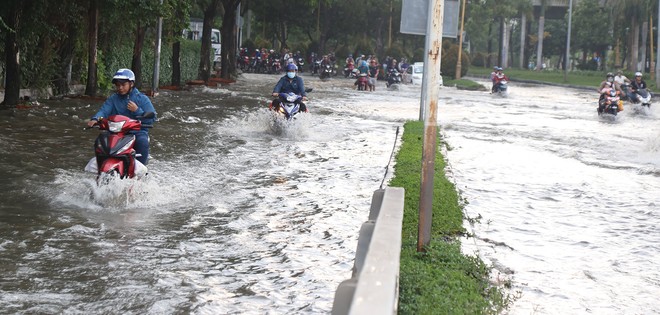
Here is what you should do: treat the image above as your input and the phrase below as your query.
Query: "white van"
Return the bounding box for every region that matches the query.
[211,29,221,63]
[183,20,221,63]
[404,62,443,86]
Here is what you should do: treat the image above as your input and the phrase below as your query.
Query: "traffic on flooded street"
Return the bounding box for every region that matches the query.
[1,74,659,314]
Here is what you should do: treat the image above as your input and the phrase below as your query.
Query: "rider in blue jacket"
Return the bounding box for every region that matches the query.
[271,63,308,112]
[86,68,156,165]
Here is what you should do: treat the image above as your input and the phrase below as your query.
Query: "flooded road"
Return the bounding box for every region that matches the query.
[442,81,660,315]
[1,73,659,314]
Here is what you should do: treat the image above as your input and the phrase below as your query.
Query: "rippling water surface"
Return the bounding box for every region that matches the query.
[442,81,660,315]
[1,74,659,314]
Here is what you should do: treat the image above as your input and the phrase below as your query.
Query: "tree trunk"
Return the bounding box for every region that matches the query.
[54,26,78,95]
[536,0,546,71]
[198,0,221,82]
[522,19,532,69]
[85,0,99,97]
[1,1,22,107]
[172,40,181,86]
[498,17,504,67]
[220,0,241,80]
[131,22,147,90]
[641,20,648,72]
[519,13,526,69]
[630,16,639,71]
[487,22,493,68]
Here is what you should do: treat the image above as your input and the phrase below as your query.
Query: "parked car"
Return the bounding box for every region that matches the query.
[403,62,443,86]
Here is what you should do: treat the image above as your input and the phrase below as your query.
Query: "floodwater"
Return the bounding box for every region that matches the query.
[444,81,660,315]
[1,73,659,314]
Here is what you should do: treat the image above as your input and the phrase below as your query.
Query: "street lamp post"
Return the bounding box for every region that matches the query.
[455,0,467,80]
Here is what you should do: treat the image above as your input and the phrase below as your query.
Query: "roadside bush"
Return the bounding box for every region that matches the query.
[576,59,598,71]
[441,41,469,79]
[471,51,488,67]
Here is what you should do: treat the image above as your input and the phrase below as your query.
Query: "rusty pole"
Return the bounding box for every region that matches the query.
[455,0,466,80]
[417,0,444,253]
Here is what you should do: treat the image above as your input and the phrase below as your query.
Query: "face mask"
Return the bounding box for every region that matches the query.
[607,77,613,82]
[287,72,295,79]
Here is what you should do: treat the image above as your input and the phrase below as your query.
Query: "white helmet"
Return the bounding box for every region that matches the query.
[112,68,135,82]
[635,72,643,77]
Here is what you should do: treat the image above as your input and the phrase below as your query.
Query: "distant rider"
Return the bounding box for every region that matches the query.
[271,63,308,112]
[598,87,622,114]
[345,54,355,67]
[614,70,631,86]
[491,67,509,93]
[629,72,648,103]
[86,68,156,165]
[490,66,498,82]
[368,59,380,91]
[598,72,622,94]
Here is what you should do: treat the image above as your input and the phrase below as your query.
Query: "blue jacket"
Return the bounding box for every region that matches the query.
[92,88,156,131]
[273,75,307,96]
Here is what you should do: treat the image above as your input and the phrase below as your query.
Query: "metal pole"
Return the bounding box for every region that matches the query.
[656,0,660,87]
[418,0,444,253]
[455,0,467,80]
[564,0,573,82]
[151,0,163,96]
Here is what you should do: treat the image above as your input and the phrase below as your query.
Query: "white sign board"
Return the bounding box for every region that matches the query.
[400,0,460,37]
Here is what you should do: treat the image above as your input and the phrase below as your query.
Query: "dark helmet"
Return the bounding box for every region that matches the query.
[606,72,614,78]
[286,63,298,71]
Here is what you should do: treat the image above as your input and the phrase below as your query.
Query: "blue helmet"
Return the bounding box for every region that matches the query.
[112,68,135,82]
[286,63,298,71]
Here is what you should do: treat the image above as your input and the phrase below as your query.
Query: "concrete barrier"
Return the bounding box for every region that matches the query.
[331,187,405,315]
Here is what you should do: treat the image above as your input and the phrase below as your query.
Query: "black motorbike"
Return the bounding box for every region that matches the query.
[319,63,332,80]
[386,69,402,87]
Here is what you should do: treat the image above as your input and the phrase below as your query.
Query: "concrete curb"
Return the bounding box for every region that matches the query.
[331,187,405,315]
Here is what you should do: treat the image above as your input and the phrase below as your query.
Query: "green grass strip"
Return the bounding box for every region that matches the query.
[468,66,659,91]
[392,121,511,315]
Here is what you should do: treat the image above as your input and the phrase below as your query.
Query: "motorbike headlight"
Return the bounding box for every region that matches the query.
[108,120,126,133]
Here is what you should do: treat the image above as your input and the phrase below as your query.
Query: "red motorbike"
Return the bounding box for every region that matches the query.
[84,113,154,181]
[356,73,369,91]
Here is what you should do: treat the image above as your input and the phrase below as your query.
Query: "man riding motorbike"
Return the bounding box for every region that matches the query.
[491,67,509,93]
[630,72,649,103]
[598,72,623,94]
[271,63,308,112]
[86,68,157,165]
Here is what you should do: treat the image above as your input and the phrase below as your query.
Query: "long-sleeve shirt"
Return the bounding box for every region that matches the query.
[273,75,307,96]
[91,88,156,131]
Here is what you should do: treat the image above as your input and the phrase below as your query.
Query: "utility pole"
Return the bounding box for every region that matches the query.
[455,0,466,79]
[418,0,444,253]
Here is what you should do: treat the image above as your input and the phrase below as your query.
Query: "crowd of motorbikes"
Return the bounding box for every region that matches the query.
[237,48,407,89]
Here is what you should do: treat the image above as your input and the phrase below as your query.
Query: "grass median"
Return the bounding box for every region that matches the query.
[468,66,659,91]
[391,121,511,314]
